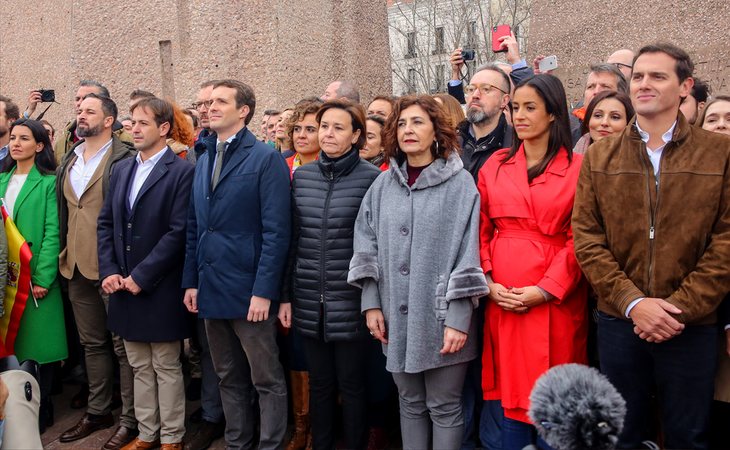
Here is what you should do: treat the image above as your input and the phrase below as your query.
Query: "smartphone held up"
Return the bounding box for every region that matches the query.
[491,25,511,53]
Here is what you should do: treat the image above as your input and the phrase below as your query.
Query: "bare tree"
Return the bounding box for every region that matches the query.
[388,0,531,96]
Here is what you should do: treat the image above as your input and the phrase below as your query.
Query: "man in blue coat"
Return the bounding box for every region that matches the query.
[182,79,291,449]
[98,97,194,449]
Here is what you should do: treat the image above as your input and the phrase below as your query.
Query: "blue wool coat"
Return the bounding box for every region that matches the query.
[97,148,194,342]
[182,127,291,319]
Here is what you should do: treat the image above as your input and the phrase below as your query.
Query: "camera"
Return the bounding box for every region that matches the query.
[461,49,476,61]
[38,89,55,103]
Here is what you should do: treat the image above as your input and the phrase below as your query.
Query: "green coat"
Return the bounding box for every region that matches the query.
[0,165,67,364]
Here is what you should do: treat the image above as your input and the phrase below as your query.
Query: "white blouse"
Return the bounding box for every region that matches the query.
[4,173,28,217]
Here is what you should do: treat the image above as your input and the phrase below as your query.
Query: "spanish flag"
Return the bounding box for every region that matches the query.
[0,199,33,357]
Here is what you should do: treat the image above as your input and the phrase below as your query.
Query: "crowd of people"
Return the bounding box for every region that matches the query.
[0,36,728,450]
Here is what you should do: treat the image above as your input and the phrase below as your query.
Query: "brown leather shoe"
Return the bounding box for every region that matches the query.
[121,437,161,450]
[161,444,184,450]
[59,413,114,443]
[103,425,140,449]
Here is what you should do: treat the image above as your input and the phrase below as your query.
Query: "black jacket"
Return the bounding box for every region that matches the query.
[457,113,512,182]
[285,148,381,341]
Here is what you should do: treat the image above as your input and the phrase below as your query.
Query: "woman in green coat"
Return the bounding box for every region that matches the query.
[0,118,67,432]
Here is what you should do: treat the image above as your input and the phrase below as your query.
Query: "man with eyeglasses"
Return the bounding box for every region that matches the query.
[456,63,513,183]
[607,48,636,79]
[188,81,216,164]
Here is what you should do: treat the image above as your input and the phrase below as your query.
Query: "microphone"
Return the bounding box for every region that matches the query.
[528,363,626,450]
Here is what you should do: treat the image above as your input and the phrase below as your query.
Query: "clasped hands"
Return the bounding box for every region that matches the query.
[101,274,142,295]
[629,297,684,344]
[488,283,546,313]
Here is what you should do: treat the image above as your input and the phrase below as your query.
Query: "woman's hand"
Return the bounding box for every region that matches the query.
[488,282,527,313]
[32,285,48,300]
[365,308,388,344]
[440,326,467,354]
[500,286,547,310]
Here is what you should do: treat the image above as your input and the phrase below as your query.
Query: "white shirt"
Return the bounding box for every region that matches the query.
[69,139,113,198]
[625,120,677,318]
[3,173,28,217]
[128,147,169,208]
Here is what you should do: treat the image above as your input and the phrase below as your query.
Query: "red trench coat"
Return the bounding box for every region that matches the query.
[477,146,588,423]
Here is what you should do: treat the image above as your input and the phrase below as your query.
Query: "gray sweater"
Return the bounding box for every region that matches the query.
[348,152,488,373]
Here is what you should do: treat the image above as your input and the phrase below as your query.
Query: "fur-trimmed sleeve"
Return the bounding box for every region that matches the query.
[348,186,380,288]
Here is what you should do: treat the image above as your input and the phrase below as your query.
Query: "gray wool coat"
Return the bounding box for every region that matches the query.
[348,152,489,373]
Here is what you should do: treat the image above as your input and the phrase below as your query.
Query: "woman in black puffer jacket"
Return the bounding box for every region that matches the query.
[280,99,381,450]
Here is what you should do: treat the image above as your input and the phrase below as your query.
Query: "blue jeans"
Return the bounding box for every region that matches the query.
[598,312,717,449]
[502,417,553,450]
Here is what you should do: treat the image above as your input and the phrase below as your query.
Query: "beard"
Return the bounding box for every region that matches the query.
[76,121,103,138]
[466,106,496,125]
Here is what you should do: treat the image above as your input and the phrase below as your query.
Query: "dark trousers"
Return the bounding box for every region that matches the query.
[205,316,287,450]
[598,312,717,449]
[501,417,553,450]
[302,336,368,450]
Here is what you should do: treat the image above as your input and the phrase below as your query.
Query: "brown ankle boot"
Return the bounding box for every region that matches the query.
[285,370,311,450]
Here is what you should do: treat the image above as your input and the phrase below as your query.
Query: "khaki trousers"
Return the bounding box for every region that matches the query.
[124,340,186,444]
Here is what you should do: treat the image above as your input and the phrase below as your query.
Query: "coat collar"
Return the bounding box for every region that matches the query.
[1,164,43,219]
[130,147,176,210]
[390,151,464,190]
[317,147,361,179]
[626,112,691,145]
[499,144,571,204]
[201,127,256,191]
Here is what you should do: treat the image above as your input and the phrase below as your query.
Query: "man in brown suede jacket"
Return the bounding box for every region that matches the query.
[573,43,730,450]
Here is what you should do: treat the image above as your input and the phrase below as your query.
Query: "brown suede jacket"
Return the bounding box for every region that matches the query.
[573,114,730,325]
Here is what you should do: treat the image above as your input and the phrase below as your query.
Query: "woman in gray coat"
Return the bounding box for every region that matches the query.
[349,95,488,450]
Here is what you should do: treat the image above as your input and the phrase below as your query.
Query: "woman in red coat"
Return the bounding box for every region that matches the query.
[477,74,588,450]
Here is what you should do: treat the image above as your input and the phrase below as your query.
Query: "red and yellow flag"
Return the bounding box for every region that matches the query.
[0,201,33,357]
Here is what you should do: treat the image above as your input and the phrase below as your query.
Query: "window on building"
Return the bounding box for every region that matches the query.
[407,68,418,93]
[466,21,477,48]
[434,64,445,92]
[405,31,417,59]
[434,27,445,54]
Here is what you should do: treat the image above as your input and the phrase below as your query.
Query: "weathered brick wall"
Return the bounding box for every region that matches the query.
[0,0,391,132]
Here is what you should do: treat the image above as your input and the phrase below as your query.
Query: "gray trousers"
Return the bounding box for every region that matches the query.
[392,362,469,450]
[67,270,136,428]
[205,315,287,450]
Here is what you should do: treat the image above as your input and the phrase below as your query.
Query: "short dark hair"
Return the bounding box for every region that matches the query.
[212,79,256,125]
[502,75,573,183]
[129,89,155,101]
[2,119,56,174]
[263,109,278,116]
[580,90,635,138]
[0,95,20,120]
[315,99,367,150]
[635,43,694,82]
[383,95,459,164]
[83,93,119,122]
[589,63,628,94]
[689,78,711,103]
[79,80,110,98]
[475,63,512,95]
[130,97,175,137]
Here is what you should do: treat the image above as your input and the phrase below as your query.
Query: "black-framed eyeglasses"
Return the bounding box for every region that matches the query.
[611,62,632,70]
[464,83,508,96]
[192,100,213,109]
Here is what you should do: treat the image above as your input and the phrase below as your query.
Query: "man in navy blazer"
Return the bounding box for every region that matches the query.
[182,79,291,449]
[97,97,194,449]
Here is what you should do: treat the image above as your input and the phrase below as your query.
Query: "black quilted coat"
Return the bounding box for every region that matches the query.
[285,148,381,341]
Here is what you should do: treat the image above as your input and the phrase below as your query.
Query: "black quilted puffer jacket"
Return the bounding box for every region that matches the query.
[285,147,381,341]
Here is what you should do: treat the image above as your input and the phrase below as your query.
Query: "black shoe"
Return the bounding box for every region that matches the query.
[184,420,225,450]
[186,378,202,401]
[189,407,203,424]
[59,412,115,442]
